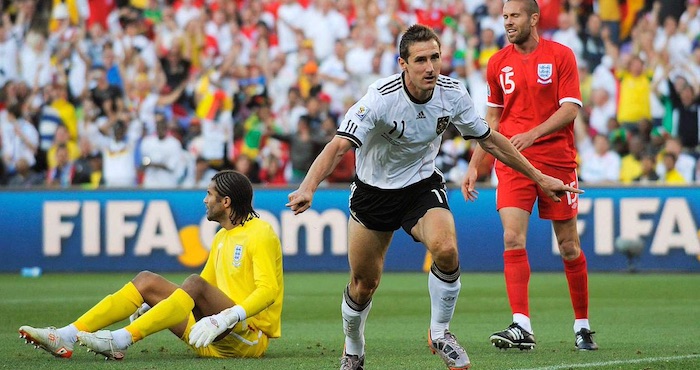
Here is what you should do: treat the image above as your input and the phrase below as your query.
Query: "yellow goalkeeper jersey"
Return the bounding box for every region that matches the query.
[200,217,284,338]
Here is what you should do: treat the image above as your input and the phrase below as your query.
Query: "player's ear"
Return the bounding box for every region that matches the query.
[398,57,407,71]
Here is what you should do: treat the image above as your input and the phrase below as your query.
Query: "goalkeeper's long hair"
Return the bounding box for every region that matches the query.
[212,170,259,226]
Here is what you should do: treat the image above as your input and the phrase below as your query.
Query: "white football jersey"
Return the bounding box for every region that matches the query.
[337,73,491,189]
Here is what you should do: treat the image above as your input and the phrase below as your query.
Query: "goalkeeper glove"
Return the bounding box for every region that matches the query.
[188,307,243,348]
[129,303,151,323]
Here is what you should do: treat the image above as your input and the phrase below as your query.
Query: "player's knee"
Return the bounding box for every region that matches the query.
[502,230,525,249]
[132,270,167,297]
[351,277,379,301]
[132,270,160,288]
[430,238,458,269]
[180,274,207,297]
[558,240,580,260]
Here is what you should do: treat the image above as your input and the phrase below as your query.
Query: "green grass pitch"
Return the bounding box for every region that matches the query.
[2,272,699,369]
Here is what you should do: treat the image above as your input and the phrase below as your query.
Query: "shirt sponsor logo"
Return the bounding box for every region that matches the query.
[355,105,370,121]
[537,63,553,84]
[416,111,426,119]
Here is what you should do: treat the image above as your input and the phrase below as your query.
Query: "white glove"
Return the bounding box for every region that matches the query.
[129,303,151,323]
[188,308,240,348]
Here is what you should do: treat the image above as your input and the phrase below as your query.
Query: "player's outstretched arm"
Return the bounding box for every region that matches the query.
[462,106,501,202]
[477,131,582,202]
[461,153,480,202]
[286,137,354,214]
[509,102,580,151]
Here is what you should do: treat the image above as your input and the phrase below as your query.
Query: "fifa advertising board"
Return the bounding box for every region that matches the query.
[1,186,699,272]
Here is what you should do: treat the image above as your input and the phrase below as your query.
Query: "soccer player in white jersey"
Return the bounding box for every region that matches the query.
[286,24,581,370]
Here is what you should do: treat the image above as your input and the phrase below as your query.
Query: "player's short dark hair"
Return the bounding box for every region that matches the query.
[399,24,441,61]
[212,170,259,226]
[507,0,540,17]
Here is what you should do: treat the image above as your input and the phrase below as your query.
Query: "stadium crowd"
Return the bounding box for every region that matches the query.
[0,0,698,188]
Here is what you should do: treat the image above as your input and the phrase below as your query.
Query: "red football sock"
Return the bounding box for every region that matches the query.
[504,249,530,317]
[564,252,589,319]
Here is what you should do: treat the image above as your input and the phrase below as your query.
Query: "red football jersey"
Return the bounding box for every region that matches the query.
[486,38,581,169]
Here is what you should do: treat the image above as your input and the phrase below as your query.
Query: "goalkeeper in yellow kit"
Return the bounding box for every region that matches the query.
[18,170,284,360]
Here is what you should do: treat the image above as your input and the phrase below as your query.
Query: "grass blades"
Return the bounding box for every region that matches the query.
[2,272,699,369]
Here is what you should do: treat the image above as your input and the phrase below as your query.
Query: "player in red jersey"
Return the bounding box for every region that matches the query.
[462,0,598,351]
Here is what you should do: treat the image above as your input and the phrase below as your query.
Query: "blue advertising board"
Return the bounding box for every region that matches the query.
[1,186,699,272]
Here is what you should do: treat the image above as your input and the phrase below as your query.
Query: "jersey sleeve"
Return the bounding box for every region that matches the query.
[486,54,504,108]
[235,226,282,318]
[557,46,582,107]
[453,86,492,140]
[336,88,382,147]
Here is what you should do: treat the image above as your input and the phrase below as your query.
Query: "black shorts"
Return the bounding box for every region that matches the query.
[349,172,450,238]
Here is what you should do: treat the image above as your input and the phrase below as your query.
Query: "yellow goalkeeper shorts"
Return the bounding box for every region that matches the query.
[182,314,269,358]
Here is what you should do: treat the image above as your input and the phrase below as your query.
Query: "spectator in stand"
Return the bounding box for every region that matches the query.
[615,55,654,134]
[19,31,52,89]
[619,134,646,183]
[276,87,307,135]
[301,0,349,63]
[413,0,446,32]
[1,103,39,176]
[552,11,583,60]
[269,115,324,184]
[479,0,507,42]
[239,94,280,161]
[634,151,660,184]
[127,73,186,135]
[319,40,352,117]
[656,136,696,182]
[82,20,111,69]
[266,52,299,123]
[276,0,305,56]
[100,45,126,90]
[72,136,100,188]
[259,153,288,186]
[579,133,621,184]
[6,158,44,188]
[0,15,19,88]
[204,3,232,58]
[580,13,607,71]
[46,124,79,171]
[139,114,185,188]
[46,143,75,188]
[158,39,192,107]
[297,60,321,100]
[50,83,79,141]
[94,119,137,187]
[664,73,700,152]
[233,153,260,184]
[654,15,692,67]
[174,0,202,29]
[477,28,501,71]
[680,0,700,40]
[90,66,125,123]
[183,155,218,188]
[301,94,327,131]
[154,5,184,54]
[587,88,617,135]
[660,152,688,184]
[598,0,621,44]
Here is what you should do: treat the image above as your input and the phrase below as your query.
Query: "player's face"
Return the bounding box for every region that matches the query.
[204,181,226,223]
[503,1,533,45]
[400,40,441,100]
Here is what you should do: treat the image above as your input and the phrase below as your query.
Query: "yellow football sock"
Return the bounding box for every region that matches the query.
[125,288,194,342]
[73,282,143,332]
